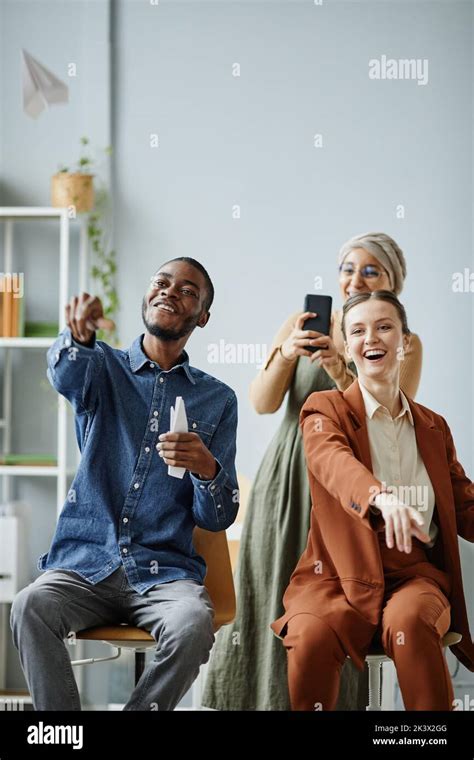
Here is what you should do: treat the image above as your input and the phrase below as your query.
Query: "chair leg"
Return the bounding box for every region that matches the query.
[134,651,146,687]
[366,660,382,711]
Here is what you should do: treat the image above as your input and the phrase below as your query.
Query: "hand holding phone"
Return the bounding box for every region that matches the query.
[281,295,343,375]
[302,294,333,353]
[280,295,332,361]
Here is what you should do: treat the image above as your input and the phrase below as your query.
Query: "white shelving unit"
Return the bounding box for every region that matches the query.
[0,208,71,516]
[0,207,87,698]
[0,338,55,348]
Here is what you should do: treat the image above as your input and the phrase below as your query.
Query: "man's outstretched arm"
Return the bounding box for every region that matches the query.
[46,293,113,413]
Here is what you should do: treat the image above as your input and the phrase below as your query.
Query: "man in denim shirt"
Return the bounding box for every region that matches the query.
[11,257,239,711]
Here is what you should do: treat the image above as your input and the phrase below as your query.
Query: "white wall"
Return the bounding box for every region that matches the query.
[114,0,473,478]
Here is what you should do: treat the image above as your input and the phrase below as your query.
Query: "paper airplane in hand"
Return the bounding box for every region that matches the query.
[22,49,69,119]
[168,396,188,479]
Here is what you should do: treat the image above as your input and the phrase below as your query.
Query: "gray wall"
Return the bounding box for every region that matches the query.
[115,0,474,477]
[0,0,473,706]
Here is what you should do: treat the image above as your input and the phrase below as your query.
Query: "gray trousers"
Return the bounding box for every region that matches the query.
[10,565,215,711]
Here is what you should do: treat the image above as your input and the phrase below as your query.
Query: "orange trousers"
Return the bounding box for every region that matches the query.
[283,537,453,711]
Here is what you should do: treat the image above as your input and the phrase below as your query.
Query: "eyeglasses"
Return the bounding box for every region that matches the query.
[339,264,386,280]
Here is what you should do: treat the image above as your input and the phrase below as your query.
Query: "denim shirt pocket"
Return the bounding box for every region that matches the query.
[187,417,216,445]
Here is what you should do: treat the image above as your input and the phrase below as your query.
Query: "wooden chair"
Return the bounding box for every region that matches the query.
[71,527,236,687]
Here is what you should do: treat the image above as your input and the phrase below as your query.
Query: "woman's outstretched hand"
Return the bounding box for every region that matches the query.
[372,491,431,553]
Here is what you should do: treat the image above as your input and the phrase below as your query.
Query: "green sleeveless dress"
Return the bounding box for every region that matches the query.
[202,353,368,710]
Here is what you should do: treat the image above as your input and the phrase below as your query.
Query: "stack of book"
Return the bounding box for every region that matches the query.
[0,276,59,337]
[0,278,24,337]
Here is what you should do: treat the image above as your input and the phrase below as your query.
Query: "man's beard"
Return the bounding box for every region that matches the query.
[141,297,199,341]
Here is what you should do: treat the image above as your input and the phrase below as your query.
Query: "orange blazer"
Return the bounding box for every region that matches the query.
[271,379,474,672]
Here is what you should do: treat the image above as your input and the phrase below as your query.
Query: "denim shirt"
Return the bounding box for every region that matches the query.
[38,328,239,594]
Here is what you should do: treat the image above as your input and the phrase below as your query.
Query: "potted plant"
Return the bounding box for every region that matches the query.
[51,136,94,212]
[52,137,120,345]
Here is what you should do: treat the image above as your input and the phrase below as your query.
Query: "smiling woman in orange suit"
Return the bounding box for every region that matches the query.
[273,291,473,711]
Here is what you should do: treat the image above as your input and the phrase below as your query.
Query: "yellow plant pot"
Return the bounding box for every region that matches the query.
[51,173,94,212]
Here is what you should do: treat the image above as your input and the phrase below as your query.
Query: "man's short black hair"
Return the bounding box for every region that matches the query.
[160,257,214,312]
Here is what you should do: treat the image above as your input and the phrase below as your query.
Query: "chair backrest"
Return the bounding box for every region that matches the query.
[227,472,251,572]
[192,527,236,629]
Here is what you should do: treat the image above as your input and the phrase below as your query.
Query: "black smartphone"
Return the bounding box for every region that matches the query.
[303,294,333,353]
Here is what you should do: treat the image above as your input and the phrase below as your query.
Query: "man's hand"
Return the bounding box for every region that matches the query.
[156,432,217,480]
[373,491,431,553]
[65,293,116,345]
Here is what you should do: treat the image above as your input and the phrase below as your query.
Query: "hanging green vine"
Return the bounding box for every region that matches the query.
[79,138,120,345]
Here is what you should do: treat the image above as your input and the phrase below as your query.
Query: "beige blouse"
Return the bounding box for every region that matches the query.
[359,380,437,546]
[249,309,423,414]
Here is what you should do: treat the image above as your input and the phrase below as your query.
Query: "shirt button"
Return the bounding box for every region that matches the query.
[123,517,128,523]
[200,485,205,490]
[192,422,197,429]
[159,377,164,383]
[210,485,215,491]
[134,482,140,489]
[217,504,222,509]
[122,547,128,554]
[145,447,150,453]
[153,411,159,417]
[149,362,155,368]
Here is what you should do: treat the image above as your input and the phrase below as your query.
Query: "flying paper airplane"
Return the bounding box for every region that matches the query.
[21,48,69,119]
